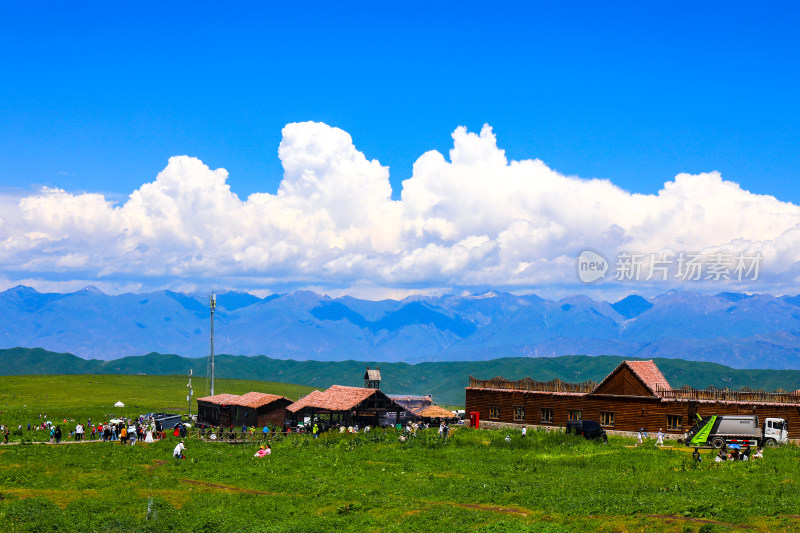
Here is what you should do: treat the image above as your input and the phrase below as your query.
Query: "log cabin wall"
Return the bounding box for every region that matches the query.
[197,401,221,426]
[257,404,289,427]
[465,388,800,435]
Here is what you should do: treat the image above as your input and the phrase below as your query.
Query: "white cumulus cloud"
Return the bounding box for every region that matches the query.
[1,120,800,296]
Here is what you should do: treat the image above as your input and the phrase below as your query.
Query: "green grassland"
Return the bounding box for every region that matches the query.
[0,375,315,441]
[1,376,800,532]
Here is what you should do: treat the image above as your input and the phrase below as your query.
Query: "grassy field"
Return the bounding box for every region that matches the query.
[0,374,316,441]
[1,376,800,532]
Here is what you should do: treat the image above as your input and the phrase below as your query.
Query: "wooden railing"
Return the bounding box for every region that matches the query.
[656,385,800,404]
[468,376,596,394]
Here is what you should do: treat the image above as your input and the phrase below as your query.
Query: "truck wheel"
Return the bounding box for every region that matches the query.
[711,437,726,449]
[765,439,778,447]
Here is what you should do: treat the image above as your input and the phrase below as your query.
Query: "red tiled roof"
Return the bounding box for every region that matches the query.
[196,392,289,408]
[626,360,671,394]
[235,392,290,409]
[314,385,377,411]
[415,405,455,419]
[286,390,325,413]
[196,393,240,405]
[287,385,384,413]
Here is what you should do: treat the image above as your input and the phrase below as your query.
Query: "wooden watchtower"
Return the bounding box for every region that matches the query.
[364,366,381,389]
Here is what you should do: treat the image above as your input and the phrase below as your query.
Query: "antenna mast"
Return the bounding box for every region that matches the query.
[187,369,193,418]
[209,292,216,396]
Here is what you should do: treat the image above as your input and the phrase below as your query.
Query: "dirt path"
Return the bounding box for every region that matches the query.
[179,478,283,496]
[642,514,755,529]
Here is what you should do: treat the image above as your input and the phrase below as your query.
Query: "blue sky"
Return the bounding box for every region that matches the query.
[1,2,799,298]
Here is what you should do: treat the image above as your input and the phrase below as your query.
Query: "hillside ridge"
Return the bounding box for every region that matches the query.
[3,347,800,407]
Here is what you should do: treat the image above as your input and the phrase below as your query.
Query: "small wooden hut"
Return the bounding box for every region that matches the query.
[382,394,432,425]
[415,404,457,423]
[287,385,404,427]
[196,392,292,427]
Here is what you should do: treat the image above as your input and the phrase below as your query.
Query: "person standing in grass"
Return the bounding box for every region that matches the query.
[656,429,664,447]
[120,425,128,445]
[692,448,702,463]
[2,425,9,444]
[636,430,643,446]
[54,425,62,444]
[173,440,186,461]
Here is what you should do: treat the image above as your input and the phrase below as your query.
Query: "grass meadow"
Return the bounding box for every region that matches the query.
[1,376,800,532]
[0,374,315,442]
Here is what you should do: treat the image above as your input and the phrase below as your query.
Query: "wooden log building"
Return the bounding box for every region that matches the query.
[196,392,292,428]
[287,385,405,427]
[466,360,800,436]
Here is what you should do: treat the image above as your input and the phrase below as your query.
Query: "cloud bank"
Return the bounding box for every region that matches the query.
[2,121,800,296]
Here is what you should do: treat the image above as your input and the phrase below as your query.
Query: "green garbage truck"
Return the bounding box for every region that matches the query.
[685,414,788,448]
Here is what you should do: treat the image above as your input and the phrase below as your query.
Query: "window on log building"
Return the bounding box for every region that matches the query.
[667,415,682,431]
[568,410,582,421]
[489,405,500,419]
[513,406,525,422]
[600,411,615,427]
[540,407,553,424]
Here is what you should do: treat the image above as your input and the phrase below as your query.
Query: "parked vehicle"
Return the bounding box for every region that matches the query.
[685,414,788,448]
[565,420,608,442]
[146,413,182,433]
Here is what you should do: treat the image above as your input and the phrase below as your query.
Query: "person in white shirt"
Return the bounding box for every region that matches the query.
[656,429,664,447]
[173,441,186,460]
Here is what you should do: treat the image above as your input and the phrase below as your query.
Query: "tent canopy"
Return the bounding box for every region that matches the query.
[114,401,125,407]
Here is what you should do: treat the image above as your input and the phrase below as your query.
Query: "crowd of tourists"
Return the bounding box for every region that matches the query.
[3,413,187,445]
[192,419,453,442]
[710,444,764,462]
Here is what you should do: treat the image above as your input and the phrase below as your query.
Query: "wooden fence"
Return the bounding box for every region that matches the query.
[656,385,800,404]
[468,376,597,394]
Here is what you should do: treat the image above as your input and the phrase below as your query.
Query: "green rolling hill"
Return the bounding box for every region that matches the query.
[2,347,800,406]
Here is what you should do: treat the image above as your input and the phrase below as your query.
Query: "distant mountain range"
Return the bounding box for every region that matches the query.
[2,348,800,406]
[2,285,800,369]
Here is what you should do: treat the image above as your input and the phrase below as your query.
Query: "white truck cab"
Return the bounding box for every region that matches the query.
[764,417,789,445]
